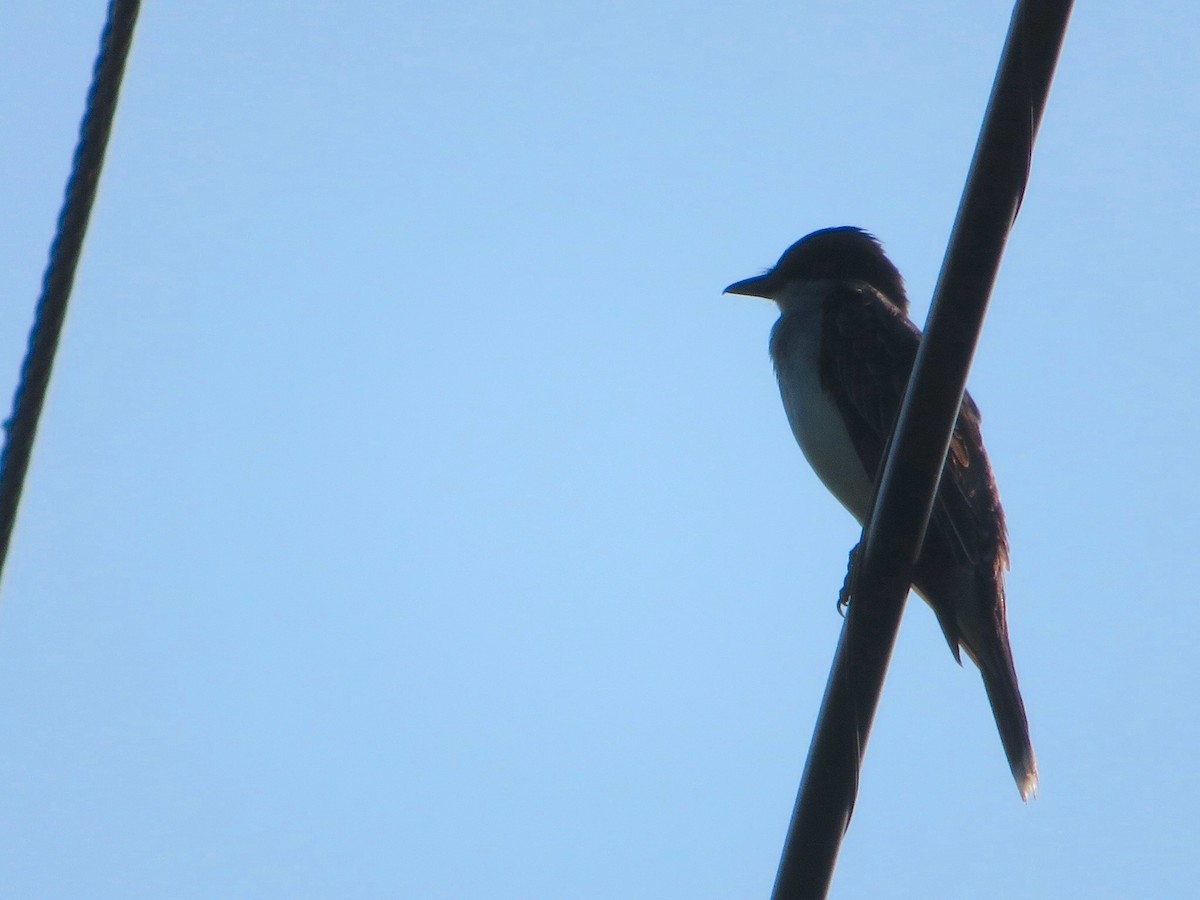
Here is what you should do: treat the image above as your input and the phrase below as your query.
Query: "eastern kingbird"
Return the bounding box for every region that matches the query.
[726,226,1037,800]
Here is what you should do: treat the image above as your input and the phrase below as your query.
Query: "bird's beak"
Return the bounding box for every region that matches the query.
[724,273,774,298]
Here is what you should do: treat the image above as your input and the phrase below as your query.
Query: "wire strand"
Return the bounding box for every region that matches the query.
[0,0,141,589]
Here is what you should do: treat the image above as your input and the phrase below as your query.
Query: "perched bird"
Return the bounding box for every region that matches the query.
[726,226,1037,800]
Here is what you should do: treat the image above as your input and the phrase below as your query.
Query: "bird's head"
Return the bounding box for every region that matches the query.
[724,226,908,314]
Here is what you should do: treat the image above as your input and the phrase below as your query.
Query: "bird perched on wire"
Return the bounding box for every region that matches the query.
[726,226,1037,800]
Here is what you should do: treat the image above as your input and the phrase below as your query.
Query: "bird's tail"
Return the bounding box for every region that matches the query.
[968,634,1038,801]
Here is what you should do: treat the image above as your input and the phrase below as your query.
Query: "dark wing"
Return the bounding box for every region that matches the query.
[937,390,1010,577]
[819,283,920,485]
[819,282,1008,577]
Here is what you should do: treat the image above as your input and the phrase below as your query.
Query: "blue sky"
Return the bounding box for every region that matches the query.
[2,2,1198,897]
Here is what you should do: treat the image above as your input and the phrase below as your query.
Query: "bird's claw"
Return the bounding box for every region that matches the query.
[837,543,860,616]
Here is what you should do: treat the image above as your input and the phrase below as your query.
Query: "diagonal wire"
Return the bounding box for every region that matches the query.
[771,1,1074,897]
[0,0,141,589]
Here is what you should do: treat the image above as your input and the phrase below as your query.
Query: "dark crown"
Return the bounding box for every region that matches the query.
[771,227,908,311]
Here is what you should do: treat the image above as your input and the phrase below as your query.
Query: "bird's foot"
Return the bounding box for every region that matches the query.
[837,543,860,616]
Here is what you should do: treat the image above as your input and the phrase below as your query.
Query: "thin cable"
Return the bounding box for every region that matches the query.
[0,0,141,588]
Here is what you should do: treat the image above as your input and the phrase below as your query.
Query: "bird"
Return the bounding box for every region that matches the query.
[725,226,1037,800]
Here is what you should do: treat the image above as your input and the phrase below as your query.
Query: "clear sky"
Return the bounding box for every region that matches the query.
[2,2,1198,897]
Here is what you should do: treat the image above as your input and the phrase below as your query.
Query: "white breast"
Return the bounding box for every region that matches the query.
[771,291,875,525]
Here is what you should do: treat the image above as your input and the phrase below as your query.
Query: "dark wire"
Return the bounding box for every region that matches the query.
[0,0,141,588]
[771,1,1074,897]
